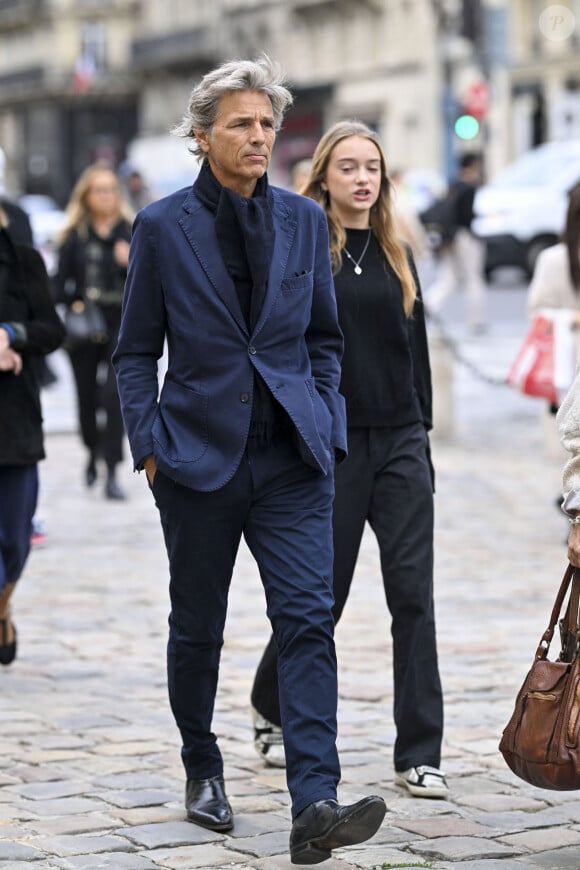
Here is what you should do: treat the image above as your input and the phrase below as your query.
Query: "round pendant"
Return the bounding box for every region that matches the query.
[354,265,362,275]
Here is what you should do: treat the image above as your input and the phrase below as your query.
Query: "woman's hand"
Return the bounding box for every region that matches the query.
[113,239,130,269]
[0,348,22,374]
[0,326,10,352]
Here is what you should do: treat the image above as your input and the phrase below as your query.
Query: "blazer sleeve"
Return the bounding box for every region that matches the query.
[112,210,166,469]
[305,210,347,458]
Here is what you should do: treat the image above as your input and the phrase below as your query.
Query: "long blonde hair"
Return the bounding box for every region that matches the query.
[301,121,416,316]
[0,204,7,228]
[58,161,134,243]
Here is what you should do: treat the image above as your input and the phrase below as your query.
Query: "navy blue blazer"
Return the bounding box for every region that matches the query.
[113,182,347,491]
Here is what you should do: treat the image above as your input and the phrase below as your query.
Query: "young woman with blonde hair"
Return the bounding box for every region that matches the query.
[251,121,447,799]
[55,162,133,499]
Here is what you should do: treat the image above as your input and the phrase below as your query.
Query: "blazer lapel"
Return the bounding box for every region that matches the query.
[253,195,297,336]
[178,192,248,336]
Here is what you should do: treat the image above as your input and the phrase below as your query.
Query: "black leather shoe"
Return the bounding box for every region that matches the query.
[85,458,97,488]
[290,795,386,865]
[0,618,17,666]
[185,775,233,831]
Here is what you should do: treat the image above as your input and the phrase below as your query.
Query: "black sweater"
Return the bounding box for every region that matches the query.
[334,229,432,430]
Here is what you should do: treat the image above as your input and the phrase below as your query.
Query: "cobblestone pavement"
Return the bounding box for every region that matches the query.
[3,288,580,869]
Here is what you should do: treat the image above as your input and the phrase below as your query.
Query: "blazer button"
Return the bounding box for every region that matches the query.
[249,346,257,355]
[240,393,250,403]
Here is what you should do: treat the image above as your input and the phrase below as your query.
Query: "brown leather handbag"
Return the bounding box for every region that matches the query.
[499,563,580,789]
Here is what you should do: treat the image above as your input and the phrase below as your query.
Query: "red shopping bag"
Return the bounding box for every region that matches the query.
[507,314,559,404]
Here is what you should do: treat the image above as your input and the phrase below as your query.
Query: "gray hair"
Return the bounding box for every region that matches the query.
[173,55,293,159]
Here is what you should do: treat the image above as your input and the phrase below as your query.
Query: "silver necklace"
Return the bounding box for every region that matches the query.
[343,229,371,275]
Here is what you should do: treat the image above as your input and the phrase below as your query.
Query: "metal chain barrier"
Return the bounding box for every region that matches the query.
[425,308,512,388]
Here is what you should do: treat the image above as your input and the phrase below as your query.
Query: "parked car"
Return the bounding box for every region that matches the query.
[18,194,66,275]
[472,140,580,278]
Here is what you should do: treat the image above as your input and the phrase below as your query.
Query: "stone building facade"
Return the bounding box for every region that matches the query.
[509,0,580,156]
[0,0,455,201]
[4,1,575,203]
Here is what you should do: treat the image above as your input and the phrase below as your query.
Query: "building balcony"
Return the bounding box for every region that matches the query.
[291,0,381,12]
[132,27,219,71]
[0,0,45,28]
[0,64,44,99]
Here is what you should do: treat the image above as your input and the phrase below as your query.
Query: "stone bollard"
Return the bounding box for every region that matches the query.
[429,329,455,441]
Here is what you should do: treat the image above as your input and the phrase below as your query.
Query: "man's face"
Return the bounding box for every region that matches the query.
[196,90,276,196]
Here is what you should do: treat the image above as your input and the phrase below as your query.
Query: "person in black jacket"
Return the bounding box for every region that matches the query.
[0,214,65,665]
[0,197,34,247]
[250,121,447,799]
[54,163,133,500]
[424,152,487,333]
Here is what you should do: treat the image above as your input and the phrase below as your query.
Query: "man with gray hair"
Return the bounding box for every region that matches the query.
[113,56,386,864]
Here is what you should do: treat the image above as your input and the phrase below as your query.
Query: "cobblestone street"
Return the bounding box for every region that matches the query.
[3,289,580,869]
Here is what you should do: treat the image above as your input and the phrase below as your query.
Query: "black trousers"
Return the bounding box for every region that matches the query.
[151,435,341,819]
[252,422,444,772]
[67,331,124,469]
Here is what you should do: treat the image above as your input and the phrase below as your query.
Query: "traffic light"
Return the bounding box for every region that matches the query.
[454,113,480,140]
[455,80,489,140]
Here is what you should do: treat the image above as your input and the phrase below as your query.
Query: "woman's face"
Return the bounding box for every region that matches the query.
[323,135,383,228]
[85,170,120,218]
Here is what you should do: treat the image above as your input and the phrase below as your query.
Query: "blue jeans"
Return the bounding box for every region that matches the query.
[0,464,38,590]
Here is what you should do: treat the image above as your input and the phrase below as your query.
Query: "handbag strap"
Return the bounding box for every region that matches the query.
[560,569,580,661]
[536,563,576,660]
[564,573,580,633]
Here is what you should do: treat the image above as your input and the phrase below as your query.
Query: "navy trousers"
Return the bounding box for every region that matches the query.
[252,422,443,772]
[151,435,340,819]
[0,464,38,590]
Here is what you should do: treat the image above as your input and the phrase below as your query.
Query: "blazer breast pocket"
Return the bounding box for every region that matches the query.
[281,270,313,294]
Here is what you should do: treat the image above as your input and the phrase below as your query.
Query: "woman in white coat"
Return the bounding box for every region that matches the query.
[527,182,580,374]
[556,181,580,562]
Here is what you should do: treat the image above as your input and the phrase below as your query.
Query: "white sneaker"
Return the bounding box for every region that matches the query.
[251,705,286,768]
[394,765,448,798]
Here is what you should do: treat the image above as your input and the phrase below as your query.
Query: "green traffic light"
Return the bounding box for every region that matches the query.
[454,114,480,140]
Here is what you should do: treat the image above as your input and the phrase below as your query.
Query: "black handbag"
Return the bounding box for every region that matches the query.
[64,299,108,349]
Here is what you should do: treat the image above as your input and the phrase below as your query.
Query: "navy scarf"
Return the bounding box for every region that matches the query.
[194,161,291,444]
[194,160,275,330]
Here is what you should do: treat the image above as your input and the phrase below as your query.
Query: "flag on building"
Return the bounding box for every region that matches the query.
[73,50,96,94]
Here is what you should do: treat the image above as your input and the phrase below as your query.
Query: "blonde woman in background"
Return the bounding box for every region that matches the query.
[54,163,133,500]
